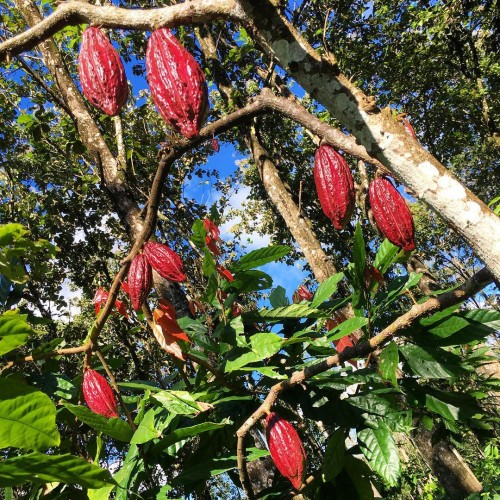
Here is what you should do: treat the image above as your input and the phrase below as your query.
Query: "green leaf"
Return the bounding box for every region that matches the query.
[152,420,229,454]
[152,390,202,415]
[311,273,344,308]
[0,382,60,450]
[379,342,399,387]
[131,408,161,444]
[399,344,465,379]
[269,286,289,308]
[373,239,401,274]
[358,424,400,486]
[191,219,206,248]
[327,317,368,341]
[233,245,291,271]
[202,249,217,277]
[0,452,115,488]
[0,310,33,356]
[425,394,460,421]
[322,428,345,481]
[246,304,326,321]
[228,270,273,293]
[225,332,284,372]
[64,404,133,442]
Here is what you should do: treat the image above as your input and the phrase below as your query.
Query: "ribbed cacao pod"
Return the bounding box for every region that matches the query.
[314,144,355,230]
[78,27,128,116]
[143,242,187,282]
[82,369,118,418]
[266,412,306,490]
[293,285,313,303]
[369,177,415,252]
[401,118,417,140]
[128,254,153,310]
[146,28,208,139]
[211,138,220,153]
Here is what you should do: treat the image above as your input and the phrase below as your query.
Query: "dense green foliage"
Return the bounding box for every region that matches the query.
[0,0,498,498]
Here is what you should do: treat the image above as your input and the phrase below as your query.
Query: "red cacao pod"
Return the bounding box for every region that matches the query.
[369,177,415,252]
[143,242,187,282]
[146,28,208,139]
[78,27,128,116]
[128,254,153,310]
[401,118,417,140]
[314,144,355,230]
[266,412,306,490]
[82,369,118,418]
[211,138,220,153]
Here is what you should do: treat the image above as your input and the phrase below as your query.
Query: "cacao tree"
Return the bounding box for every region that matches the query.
[0,0,498,499]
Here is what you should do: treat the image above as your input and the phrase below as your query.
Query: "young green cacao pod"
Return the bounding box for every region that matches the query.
[143,242,187,282]
[78,27,128,116]
[146,28,208,139]
[127,254,153,310]
[266,412,306,490]
[314,144,355,230]
[369,177,415,252]
[82,369,118,418]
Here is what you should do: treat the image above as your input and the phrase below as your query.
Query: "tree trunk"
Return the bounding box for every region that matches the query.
[412,423,483,499]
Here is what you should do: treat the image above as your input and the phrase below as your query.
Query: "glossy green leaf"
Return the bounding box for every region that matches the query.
[0,310,33,356]
[311,272,344,307]
[246,304,326,321]
[152,390,202,415]
[327,317,368,341]
[233,245,291,271]
[0,382,60,450]
[152,420,229,454]
[64,404,133,442]
[0,452,115,488]
[399,344,465,379]
[131,408,161,444]
[373,239,401,274]
[358,424,400,486]
[225,332,284,372]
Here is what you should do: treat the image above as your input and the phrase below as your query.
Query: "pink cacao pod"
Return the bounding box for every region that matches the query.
[143,241,187,282]
[211,138,220,153]
[78,27,128,116]
[128,254,153,310]
[82,369,118,418]
[266,412,306,490]
[146,28,208,139]
[314,144,355,230]
[369,177,415,252]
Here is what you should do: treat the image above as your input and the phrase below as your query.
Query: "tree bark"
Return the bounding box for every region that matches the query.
[412,423,483,499]
[249,124,337,283]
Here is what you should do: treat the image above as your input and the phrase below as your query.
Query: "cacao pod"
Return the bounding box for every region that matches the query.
[314,144,355,230]
[128,254,153,310]
[143,242,187,282]
[146,28,208,139]
[82,369,118,418]
[401,118,417,140]
[369,177,415,252]
[216,265,234,282]
[293,285,313,303]
[211,138,220,152]
[78,27,128,116]
[266,412,306,490]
